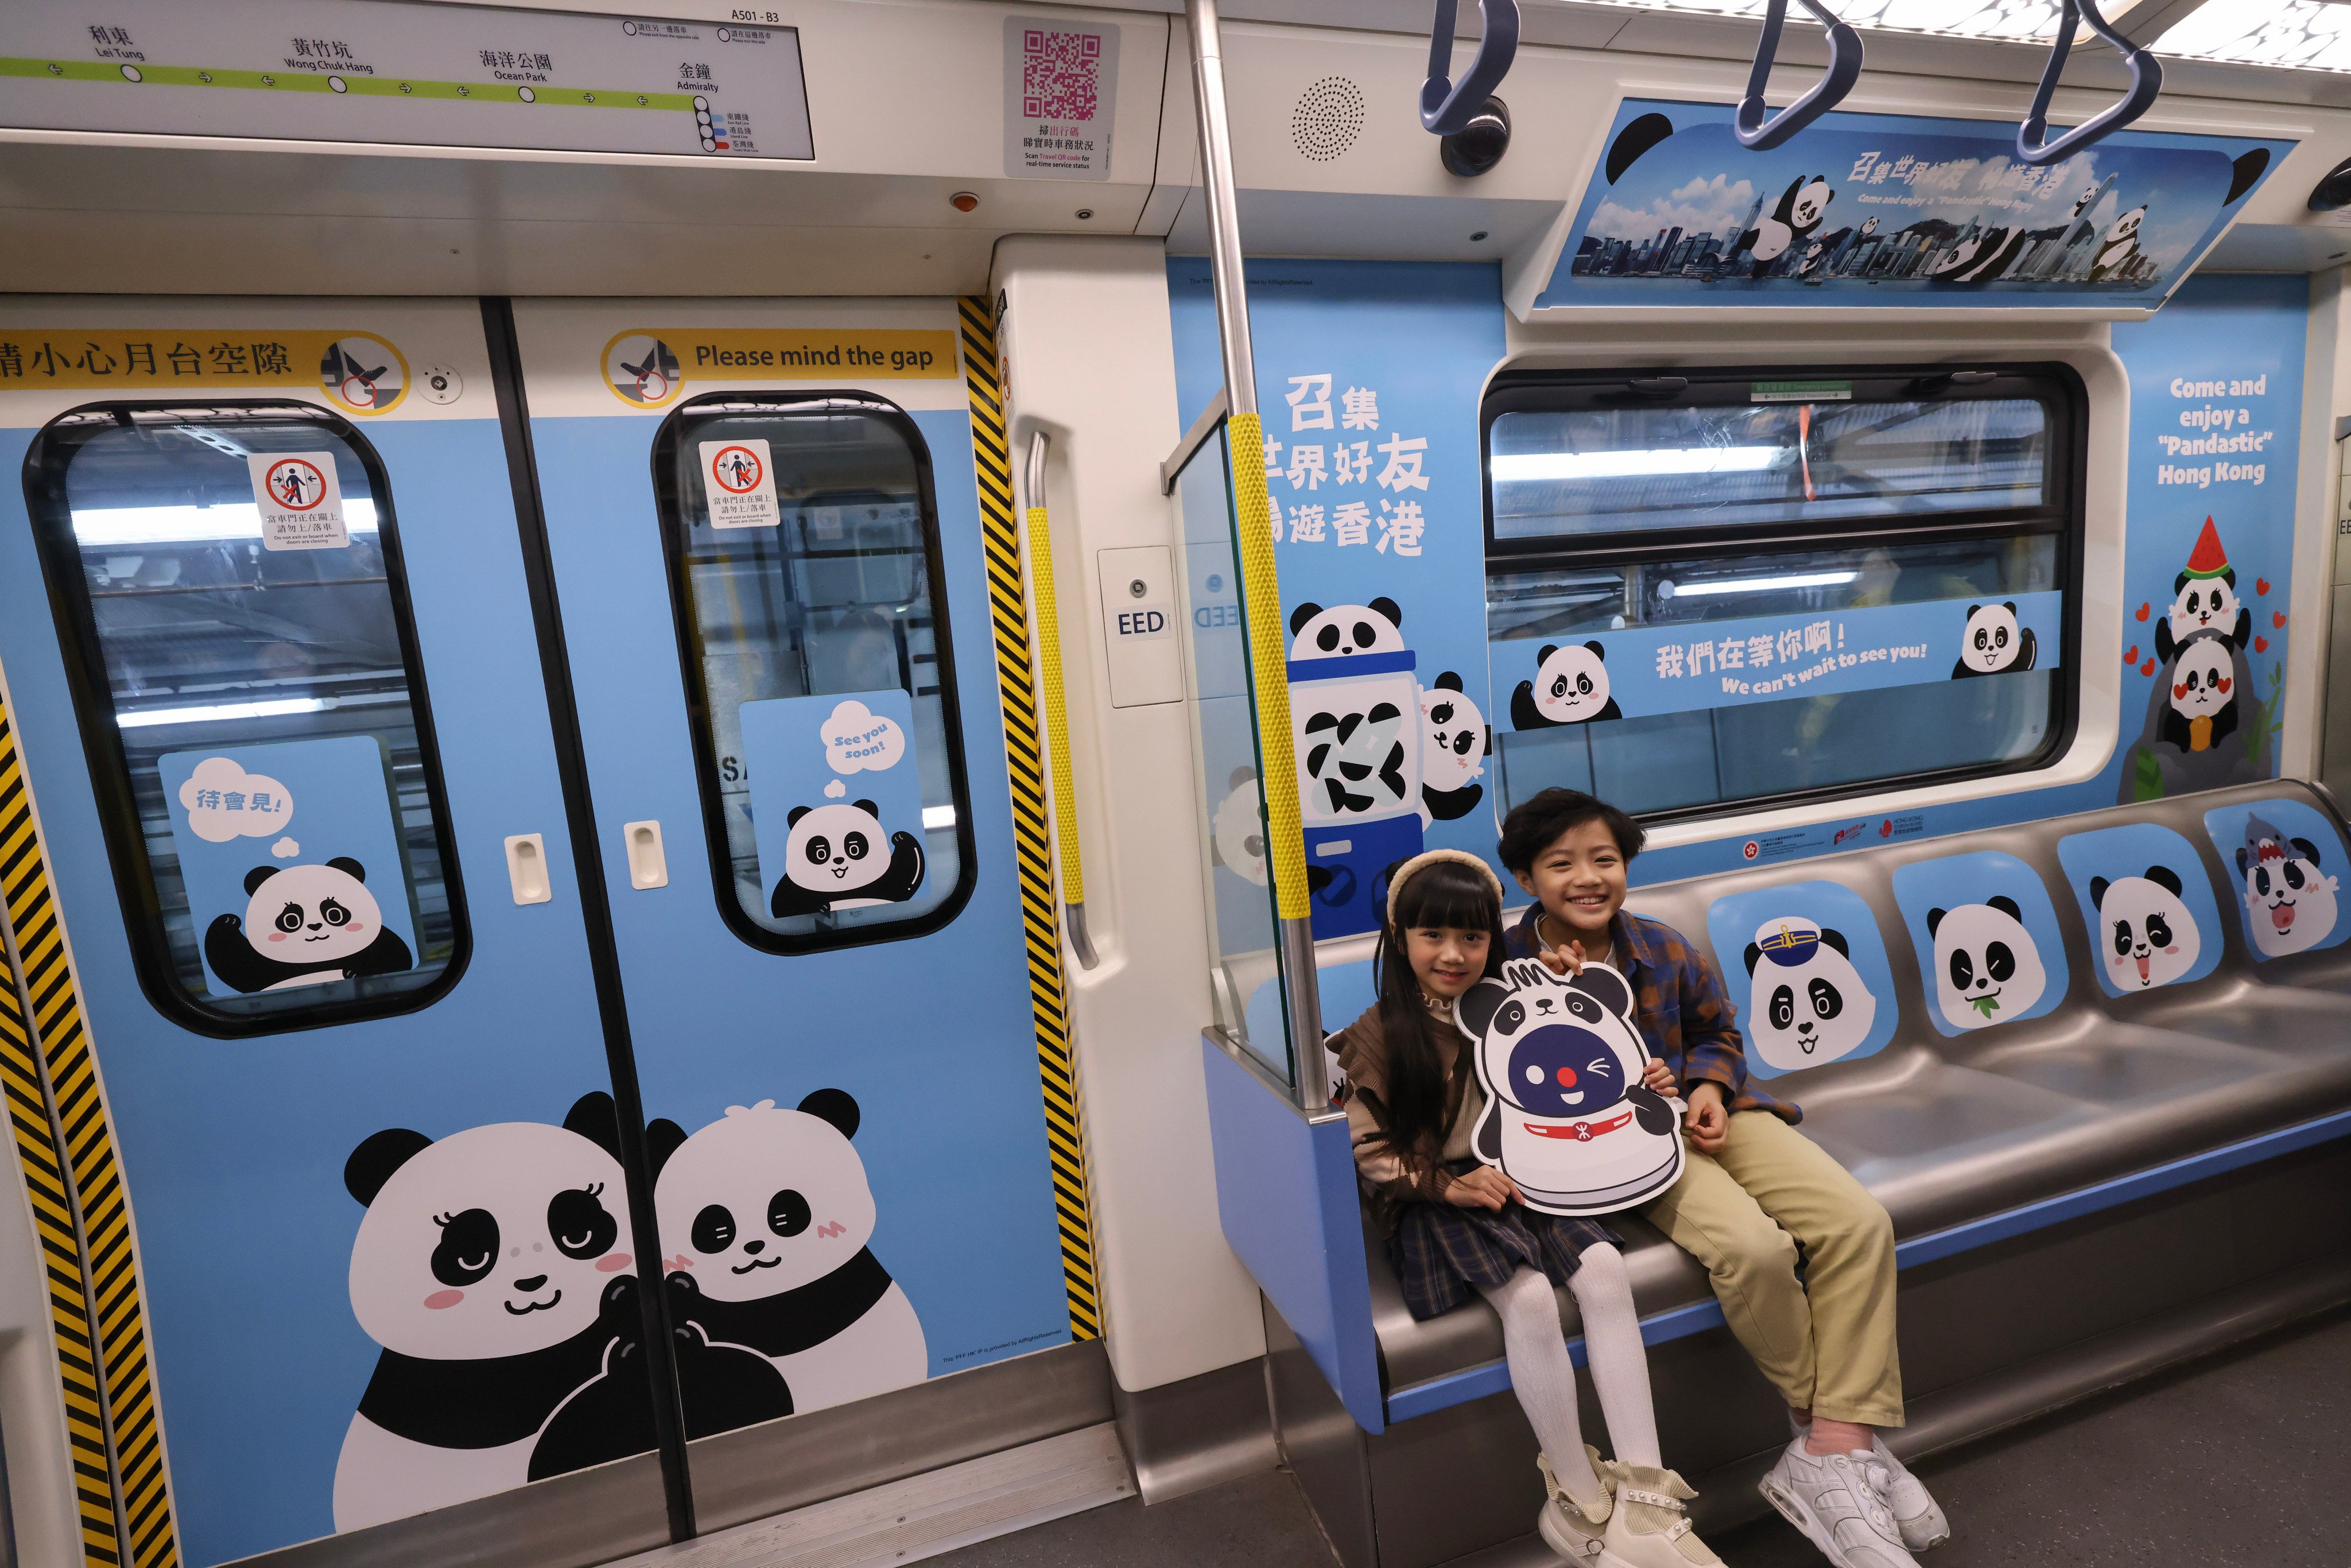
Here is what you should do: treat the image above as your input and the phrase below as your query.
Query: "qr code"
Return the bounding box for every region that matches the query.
[1022,29,1101,121]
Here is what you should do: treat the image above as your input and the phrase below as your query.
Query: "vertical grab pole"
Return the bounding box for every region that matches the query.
[1186,0,1328,1108]
[1022,432,1099,969]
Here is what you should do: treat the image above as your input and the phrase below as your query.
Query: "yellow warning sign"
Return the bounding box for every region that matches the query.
[602,328,960,408]
[0,329,409,414]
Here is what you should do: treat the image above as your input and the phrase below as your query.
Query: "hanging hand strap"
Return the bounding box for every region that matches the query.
[2016,0,2163,167]
[1421,0,1520,137]
[1733,0,1865,152]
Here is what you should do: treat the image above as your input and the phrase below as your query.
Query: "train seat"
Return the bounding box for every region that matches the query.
[1220,779,2351,1568]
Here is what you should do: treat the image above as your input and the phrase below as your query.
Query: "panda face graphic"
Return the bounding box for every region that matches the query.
[2238,826,2341,957]
[1211,770,1268,887]
[347,1120,629,1361]
[1419,674,1487,793]
[1287,598,1404,662]
[2073,184,2102,218]
[1743,918,1877,1072]
[786,801,889,894]
[1859,216,1880,238]
[245,860,382,976]
[1790,179,1832,229]
[2169,639,2234,721]
[2168,577,2239,644]
[1925,897,2048,1030]
[2090,868,2201,991]
[654,1098,875,1303]
[1511,642,1619,729]
[1954,602,2034,676]
[2108,206,2146,243]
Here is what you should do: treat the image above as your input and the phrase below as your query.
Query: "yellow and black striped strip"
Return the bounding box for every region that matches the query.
[958,296,1101,1342]
[0,686,179,1568]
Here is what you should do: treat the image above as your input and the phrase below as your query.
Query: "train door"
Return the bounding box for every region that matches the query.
[504,299,1094,1498]
[0,300,668,1567]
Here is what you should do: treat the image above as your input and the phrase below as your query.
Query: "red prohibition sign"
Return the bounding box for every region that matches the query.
[709,444,764,495]
[263,457,327,510]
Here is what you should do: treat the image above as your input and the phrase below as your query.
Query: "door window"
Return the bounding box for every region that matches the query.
[22,402,468,1034]
[653,394,975,951]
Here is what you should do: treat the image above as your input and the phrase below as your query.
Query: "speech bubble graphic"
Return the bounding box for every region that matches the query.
[824,779,847,798]
[821,699,906,775]
[177,756,295,843]
[272,837,301,859]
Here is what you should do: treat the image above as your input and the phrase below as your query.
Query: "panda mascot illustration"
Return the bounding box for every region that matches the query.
[1739,174,1834,276]
[2152,518,2252,662]
[1930,226,2027,285]
[2237,814,2342,958]
[2159,632,2240,755]
[1454,960,1683,1216]
[334,1093,781,1531]
[1511,642,1622,729]
[1287,597,1405,661]
[1209,767,1268,886]
[1951,602,2037,678]
[651,1091,929,1419]
[2089,866,2201,991]
[1741,917,1879,1072]
[2046,173,2119,280]
[1924,898,2048,1030]
[1418,672,1489,824]
[2089,205,2148,284]
[204,858,413,993]
[768,799,925,919]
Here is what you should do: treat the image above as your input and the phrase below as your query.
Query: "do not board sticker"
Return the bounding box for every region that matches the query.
[700,437,781,529]
[247,451,349,550]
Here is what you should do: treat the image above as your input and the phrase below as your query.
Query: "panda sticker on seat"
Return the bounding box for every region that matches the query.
[1742,917,1879,1072]
[1952,603,2036,678]
[204,857,414,993]
[2237,813,2341,957]
[2089,867,2202,991]
[769,799,925,919]
[650,1090,929,1418]
[1925,898,2049,1029]
[1511,642,1621,729]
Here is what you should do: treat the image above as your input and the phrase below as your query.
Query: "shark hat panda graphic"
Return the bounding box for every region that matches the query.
[2237,813,2342,957]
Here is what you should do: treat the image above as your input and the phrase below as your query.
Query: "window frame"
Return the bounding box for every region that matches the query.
[20,398,473,1038]
[649,389,979,956]
[1480,362,2088,825]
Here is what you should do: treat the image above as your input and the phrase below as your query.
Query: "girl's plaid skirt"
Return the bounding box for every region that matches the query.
[1389,1159,1622,1321]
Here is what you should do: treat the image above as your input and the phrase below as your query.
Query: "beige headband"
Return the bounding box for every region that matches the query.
[1385,849,1506,929]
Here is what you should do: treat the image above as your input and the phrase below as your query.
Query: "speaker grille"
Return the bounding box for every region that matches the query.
[1291,76,1366,162]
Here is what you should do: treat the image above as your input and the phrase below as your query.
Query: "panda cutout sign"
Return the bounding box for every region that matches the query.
[1454,960,1684,1217]
[742,689,930,927]
[161,738,421,1003]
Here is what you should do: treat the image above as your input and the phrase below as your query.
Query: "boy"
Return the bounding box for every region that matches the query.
[1497,787,1948,1568]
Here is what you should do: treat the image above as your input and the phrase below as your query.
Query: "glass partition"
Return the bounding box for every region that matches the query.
[1172,422,1297,1088]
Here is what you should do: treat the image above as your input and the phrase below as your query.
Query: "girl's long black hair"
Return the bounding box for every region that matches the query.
[1370,858,1508,1159]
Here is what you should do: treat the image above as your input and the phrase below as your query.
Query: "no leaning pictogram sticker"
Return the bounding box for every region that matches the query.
[699,436,779,529]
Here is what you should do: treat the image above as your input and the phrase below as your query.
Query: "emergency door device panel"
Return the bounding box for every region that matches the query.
[0,300,660,1565]
[511,300,1083,1441]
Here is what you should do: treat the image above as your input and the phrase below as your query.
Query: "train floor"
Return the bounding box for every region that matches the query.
[929,1303,2351,1568]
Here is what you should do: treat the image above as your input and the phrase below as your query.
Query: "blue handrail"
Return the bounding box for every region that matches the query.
[2015,0,2163,166]
[1420,0,1520,138]
[1734,0,1865,152]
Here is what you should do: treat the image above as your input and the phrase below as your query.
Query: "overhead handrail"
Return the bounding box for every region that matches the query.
[1733,0,1864,152]
[1022,431,1098,971]
[2015,0,2163,167]
[1419,0,1519,138]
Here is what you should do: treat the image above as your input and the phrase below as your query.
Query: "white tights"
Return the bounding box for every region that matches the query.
[1475,1244,1661,1503]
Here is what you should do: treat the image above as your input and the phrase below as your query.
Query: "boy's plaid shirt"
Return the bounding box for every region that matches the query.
[1506,904,1801,1123]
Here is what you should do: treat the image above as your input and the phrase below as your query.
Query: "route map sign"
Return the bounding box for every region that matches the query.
[0,0,814,160]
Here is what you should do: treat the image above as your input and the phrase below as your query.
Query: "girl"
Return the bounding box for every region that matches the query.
[1330,850,1725,1568]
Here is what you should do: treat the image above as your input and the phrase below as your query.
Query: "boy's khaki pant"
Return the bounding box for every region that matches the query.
[1638,1109,1903,1427]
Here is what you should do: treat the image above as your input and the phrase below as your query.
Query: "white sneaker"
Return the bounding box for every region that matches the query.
[1785,1414,1949,1551]
[1757,1437,1918,1568]
[1537,1447,1612,1565]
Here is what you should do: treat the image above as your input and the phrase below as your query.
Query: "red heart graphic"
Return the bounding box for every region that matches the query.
[2216,676,2232,694]
[2125,645,2140,664]
[2141,659,2156,676]
[2255,635,2269,653]
[2174,681,2190,699]
[2135,603,2151,622]
[2257,577,2272,595]
[2274,611,2288,628]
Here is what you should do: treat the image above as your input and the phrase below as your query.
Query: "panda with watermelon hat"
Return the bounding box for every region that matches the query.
[2153,517,2252,663]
